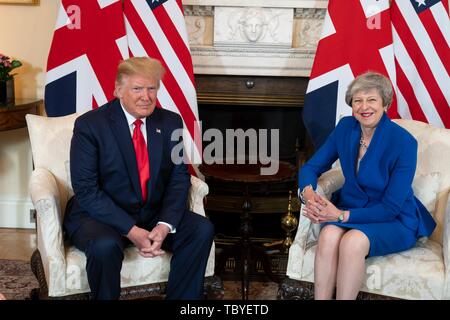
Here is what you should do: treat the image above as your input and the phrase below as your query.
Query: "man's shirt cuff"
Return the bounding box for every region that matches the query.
[157,221,176,233]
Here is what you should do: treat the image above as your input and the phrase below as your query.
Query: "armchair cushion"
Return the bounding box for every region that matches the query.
[298,238,444,300]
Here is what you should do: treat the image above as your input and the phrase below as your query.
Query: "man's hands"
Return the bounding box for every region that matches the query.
[302,191,348,224]
[126,224,170,258]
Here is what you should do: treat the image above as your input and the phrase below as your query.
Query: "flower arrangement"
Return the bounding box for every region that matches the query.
[0,54,22,82]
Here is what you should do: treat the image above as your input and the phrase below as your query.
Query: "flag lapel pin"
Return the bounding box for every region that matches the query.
[156,128,161,133]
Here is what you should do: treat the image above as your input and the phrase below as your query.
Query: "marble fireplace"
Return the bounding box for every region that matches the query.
[184,0,327,77]
[182,0,327,280]
[184,0,327,161]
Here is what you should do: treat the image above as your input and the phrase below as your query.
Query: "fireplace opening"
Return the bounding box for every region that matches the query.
[195,75,309,279]
[195,75,310,238]
[198,102,305,239]
[199,103,305,167]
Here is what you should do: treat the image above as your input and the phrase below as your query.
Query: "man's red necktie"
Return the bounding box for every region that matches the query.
[132,119,150,201]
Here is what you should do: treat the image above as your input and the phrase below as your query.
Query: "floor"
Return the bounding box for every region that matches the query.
[0,227,280,300]
[0,228,36,261]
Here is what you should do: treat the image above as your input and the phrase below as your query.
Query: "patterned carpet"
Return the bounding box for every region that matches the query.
[0,259,278,300]
[0,259,38,300]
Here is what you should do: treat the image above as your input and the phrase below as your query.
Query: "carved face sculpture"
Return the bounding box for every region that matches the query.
[240,9,267,42]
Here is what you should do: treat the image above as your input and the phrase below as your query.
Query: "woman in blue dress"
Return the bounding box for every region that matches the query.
[299,72,436,300]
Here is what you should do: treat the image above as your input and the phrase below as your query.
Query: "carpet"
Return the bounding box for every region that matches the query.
[222,280,278,300]
[0,259,278,300]
[0,259,38,300]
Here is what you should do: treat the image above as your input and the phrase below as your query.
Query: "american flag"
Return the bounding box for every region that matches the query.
[45,0,201,168]
[123,0,202,167]
[303,0,449,149]
[391,0,449,128]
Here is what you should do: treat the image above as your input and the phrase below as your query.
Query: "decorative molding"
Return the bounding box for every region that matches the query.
[183,0,328,9]
[191,47,315,77]
[294,18,324,50]
[186,16,210,45]
[294,8,326,19]
[184,5,214,16]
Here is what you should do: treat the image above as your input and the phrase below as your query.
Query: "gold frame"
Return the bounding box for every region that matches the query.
[0,0,39,5]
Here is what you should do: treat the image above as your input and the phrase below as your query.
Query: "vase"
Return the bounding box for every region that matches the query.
[0,78,15,106]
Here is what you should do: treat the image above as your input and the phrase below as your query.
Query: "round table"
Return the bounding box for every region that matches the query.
[200,162,299,300]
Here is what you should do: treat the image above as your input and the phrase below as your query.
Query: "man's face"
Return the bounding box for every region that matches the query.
[115,74,158,119]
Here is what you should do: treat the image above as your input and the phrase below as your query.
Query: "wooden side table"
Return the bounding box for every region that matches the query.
[0,99,42,132]
[200,162,299,300]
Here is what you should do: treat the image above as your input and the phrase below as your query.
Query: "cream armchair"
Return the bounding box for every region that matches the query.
[25,113,221,299]
[279,119,450,300]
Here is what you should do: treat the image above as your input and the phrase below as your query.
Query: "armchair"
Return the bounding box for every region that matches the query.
[25,113,222,299]
[279,119,450,300]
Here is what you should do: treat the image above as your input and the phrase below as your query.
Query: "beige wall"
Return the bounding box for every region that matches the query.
[0,0,59,228]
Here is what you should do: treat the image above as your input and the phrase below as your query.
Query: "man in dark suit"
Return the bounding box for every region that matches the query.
[63,57,214,300]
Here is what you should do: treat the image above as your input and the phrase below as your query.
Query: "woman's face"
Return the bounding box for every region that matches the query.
[351,88,385,130]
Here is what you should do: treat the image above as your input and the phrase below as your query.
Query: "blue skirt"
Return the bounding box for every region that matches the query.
[323,219,418,257]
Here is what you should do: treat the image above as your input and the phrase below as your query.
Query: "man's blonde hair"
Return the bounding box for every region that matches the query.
[116,57,165,88]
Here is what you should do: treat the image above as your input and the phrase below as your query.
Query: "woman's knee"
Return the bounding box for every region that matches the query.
[317,225,346,254]
[318,225,345,245]
[339,230,370,257]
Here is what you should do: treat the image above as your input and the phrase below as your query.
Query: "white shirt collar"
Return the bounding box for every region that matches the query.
[120,101,147,127]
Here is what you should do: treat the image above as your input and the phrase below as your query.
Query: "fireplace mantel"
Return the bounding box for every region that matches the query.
[183,0,328,77]
[195,74,308,107]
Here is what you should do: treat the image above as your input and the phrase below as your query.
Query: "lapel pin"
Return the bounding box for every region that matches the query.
[156,128,161,133]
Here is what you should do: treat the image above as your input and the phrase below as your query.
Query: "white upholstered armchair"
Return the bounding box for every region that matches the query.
[25,113,221,299]
[279,119,450,300]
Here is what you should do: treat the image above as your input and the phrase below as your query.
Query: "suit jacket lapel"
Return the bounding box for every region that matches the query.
[358,113,389,172]
[146,108,163,203]
[349,120,361,179]
[346,119,369,199]
[109,100,143,203]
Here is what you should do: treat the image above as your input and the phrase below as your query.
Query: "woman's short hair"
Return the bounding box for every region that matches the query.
[116,57,165,88]
[345,72,393,108]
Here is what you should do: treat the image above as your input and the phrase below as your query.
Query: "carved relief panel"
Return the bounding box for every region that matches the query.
[293,8,326,49]
[214,7,293,48]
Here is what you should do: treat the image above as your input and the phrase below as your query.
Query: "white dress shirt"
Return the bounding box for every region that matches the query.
[120,103,176,233]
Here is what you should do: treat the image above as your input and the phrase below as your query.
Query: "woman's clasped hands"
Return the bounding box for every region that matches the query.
[302,190,342,224]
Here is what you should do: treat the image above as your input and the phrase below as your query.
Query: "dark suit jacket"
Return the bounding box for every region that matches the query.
[64,99,191,237]
[299,113,436,238]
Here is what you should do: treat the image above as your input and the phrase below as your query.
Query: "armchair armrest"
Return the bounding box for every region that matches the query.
[187,175,215,277]
[442,195,450,298]
[286,167,344,280]
[29,168,67,296]
[316,166,345,199]
[188,175,209,216]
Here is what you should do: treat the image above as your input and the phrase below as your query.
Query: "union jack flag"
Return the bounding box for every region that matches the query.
[45,0,201,167]
[45,0,128,116]
[303,0,449,149]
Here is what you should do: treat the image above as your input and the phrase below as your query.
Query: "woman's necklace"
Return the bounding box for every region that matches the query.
[360,133,369,150]
[359,130,370,150]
